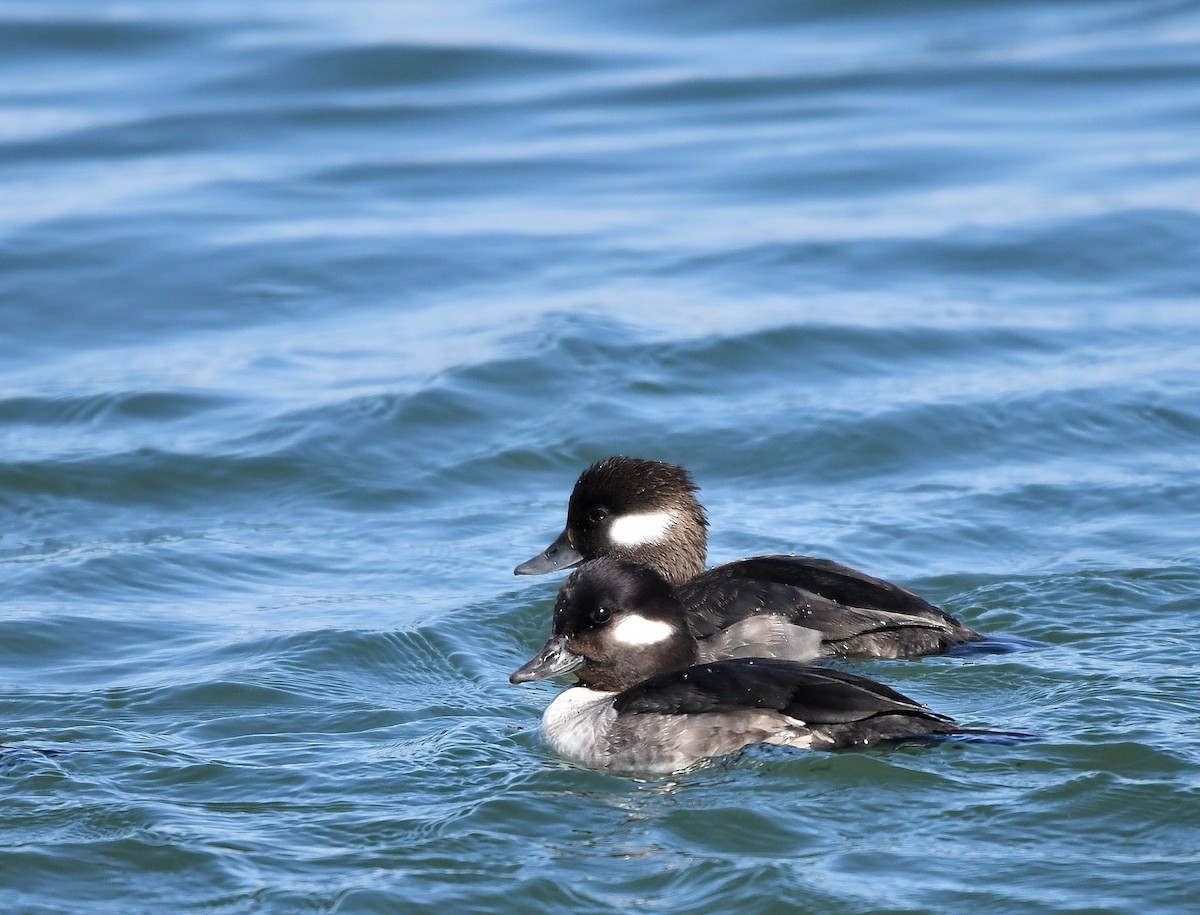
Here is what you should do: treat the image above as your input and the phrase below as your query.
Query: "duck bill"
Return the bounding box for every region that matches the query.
[509,636,586,684]
[513,528,585,576]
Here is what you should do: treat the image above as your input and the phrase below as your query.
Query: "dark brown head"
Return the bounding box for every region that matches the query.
[509,558,698,692]
[514,457,709,585]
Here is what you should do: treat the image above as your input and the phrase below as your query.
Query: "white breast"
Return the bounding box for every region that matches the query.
[540,687,619,768]
[539,688,813,774]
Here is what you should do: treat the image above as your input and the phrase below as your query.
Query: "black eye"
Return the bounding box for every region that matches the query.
[587,507,608,523]
[590,606,612,625]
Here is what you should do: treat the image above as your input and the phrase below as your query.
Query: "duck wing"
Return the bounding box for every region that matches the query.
[678,571,981,660]
[614,659,951,726]
[701,555,958,618]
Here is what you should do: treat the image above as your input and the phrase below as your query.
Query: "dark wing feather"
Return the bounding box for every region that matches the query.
[678,576,951,641]
[696,555,961,625]
[613,659,952,725]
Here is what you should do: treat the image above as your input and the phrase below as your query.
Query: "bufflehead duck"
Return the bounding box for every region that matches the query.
[515,457,983,660]
[510,559,990,774]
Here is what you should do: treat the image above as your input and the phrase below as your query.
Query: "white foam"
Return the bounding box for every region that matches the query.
[608,510,676,547]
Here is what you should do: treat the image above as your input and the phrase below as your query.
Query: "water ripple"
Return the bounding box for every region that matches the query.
[3,0,1200,912]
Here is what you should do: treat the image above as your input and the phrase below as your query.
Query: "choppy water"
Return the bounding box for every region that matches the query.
[3,1,1200,911]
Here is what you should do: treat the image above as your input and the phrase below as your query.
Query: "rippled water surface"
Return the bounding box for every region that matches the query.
[3,1,1200,912]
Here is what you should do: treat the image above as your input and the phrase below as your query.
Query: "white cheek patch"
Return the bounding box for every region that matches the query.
[608,510,677,547]
[611,614,676,647]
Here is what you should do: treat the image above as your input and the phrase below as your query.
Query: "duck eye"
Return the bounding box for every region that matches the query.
[590,606,612,625]
[587,507,608,523]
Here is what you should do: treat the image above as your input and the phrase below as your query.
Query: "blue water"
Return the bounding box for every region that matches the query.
[3,0,1200,911]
